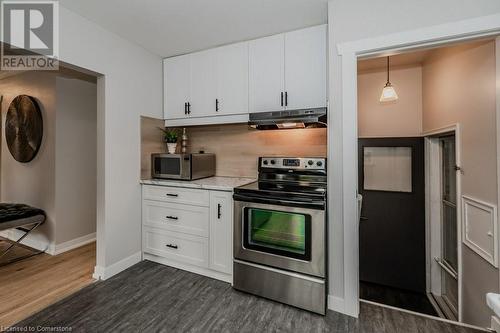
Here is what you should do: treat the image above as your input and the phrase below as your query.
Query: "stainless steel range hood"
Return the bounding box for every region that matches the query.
[248,108,327,130]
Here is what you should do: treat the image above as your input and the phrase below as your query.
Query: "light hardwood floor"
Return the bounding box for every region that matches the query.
[0,241,95,327]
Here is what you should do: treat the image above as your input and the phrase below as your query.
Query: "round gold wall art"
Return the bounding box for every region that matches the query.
[5,95,43,163]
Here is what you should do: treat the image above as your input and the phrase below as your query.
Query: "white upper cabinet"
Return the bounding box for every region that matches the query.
[164,55,190,120]
[216,42,249,116]
[190,49,217,117]
[163,24,327,124]
[249,34,285,113]
[284,25,327,110]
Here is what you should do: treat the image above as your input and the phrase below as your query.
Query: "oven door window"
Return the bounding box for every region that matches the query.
[154,157,180,175]
[243,207,311,261]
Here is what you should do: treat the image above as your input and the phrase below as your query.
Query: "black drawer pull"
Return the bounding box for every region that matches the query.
[166,216,178,220]
[217,203,222,219]
[166,193,178,197]
[166,244,178,249]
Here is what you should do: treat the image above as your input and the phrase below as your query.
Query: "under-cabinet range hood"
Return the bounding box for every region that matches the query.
[248,108,327,130]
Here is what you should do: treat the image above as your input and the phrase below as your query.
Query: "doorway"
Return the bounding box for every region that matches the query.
[358,137,435,315]
[355,36,497,328]
[427,132,460,321]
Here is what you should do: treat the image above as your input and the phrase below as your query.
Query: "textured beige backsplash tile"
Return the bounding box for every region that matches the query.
[186,124,327,177]
[141,116,165,180]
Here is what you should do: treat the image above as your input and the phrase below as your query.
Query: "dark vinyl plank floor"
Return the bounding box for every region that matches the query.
[360,281,439,317]
[14,261,482,333]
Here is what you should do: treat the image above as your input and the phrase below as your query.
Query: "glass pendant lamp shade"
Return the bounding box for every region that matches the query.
[380,56,398,102]
[380,82,399,102]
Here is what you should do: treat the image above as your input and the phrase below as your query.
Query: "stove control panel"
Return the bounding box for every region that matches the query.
[261,157,326,170]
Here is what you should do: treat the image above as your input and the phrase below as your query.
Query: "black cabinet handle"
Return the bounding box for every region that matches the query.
[166,244,178,249]
[285,92,288,106]
[166,193,178,197]
[217,203,222,219]
[216,99,219,112]
[166,216,178,220]
[187,102,191,114]
[280,92,284,107]
[184,102,187,115]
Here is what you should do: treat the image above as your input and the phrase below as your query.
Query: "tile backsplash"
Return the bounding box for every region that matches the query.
[186,124,327,177]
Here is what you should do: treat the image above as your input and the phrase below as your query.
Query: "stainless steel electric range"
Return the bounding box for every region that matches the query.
[232,157,327,315]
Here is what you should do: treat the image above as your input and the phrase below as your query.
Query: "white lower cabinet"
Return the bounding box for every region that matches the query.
[209,191,233,274]
[142,185,233,283]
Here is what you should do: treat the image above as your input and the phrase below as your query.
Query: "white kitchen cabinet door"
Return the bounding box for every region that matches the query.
[216,42,249,116]
[209,191,233,274]
[249,34,285,113]
[190,49,217,117]
[164,55,190,120]
[284,25,327,110]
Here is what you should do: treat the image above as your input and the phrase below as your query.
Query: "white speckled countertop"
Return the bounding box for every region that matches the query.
[140,176,256,192]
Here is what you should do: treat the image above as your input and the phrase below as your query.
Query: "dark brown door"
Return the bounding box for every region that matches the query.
[358,137,425,293]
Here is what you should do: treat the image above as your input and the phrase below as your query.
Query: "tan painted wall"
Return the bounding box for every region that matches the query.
[186,124,327,178]
[0,72,97,250]
[358,65,423,137]
[55,77,97,245]
[422,40,497,327]
[0,72,57,247]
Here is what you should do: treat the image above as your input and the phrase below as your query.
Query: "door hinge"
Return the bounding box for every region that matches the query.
[454,165,464,174]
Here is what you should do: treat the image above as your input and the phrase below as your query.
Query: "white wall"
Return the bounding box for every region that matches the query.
[0,72,56,249]
[55,77,97,245]
[56,6,163,276]
[327,0,500,316]
[358,65,422,137]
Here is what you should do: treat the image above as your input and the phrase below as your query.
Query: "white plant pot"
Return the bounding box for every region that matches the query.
[167,143,177,154]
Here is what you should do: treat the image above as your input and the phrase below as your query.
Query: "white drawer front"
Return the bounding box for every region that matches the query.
[142,185,209,207]
[143,201,209,237]
[143,227,208,268]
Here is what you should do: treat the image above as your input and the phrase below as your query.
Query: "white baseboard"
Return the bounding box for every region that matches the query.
[93,251,142,280]
[143,253,232,284]
[328,295,346,313]
[0,229,54,254]
[53,233,96,255]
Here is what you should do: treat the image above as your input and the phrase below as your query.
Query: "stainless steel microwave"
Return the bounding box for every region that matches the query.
[151,153,215,180]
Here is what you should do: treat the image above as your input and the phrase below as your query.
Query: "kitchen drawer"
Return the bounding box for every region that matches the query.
[142,185,209,207]
[142,200,209,237]
[143,227,208,268]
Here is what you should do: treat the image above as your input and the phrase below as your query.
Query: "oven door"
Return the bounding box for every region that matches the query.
[233,198,325,278]
[152,154,190,180]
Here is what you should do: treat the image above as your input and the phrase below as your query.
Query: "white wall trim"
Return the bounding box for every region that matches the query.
[462,196,498,268]
[53,233,96,255]
[333,13,500,319]
[337,13,500,56]
[328,295,346,313]
[92,251,142,280]
[424,125,463,321]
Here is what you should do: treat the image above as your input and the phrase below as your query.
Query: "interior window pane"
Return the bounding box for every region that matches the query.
[248,209,306,254]
[363,147,412,192]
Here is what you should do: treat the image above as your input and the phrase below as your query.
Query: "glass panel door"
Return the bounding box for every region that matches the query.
[243,207,311,261]
[440,135,458,317]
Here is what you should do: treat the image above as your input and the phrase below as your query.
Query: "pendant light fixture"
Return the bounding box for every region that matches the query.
[380,56,398,102]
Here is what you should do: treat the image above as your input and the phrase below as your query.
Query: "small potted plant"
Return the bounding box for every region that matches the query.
[158,127,179,154]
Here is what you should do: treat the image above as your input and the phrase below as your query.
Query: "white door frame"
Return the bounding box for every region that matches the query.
[335,13,500,317]
[424,125,462,321]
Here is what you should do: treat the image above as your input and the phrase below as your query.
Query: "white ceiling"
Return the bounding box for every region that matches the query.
[357,50,431,73]
[60,0,328,58]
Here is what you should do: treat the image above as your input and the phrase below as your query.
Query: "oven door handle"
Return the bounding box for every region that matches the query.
[233,193,325,210]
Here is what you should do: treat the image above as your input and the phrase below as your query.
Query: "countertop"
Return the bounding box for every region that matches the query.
[140,176,256,192]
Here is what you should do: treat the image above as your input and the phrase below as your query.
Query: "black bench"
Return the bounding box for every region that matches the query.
[0,203,46,266]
